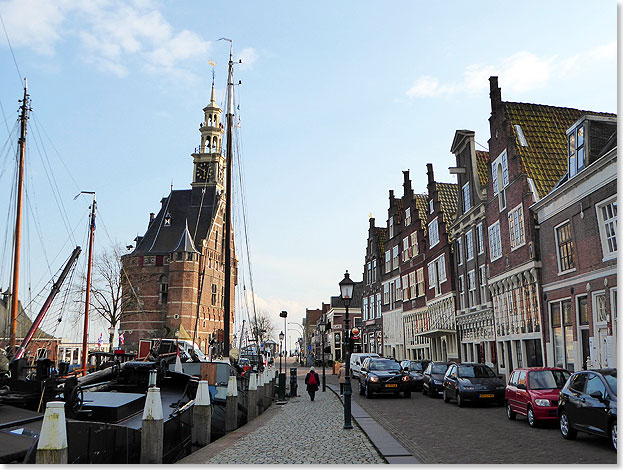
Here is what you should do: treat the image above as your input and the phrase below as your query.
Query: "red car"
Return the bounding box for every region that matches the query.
[505,367,571,427]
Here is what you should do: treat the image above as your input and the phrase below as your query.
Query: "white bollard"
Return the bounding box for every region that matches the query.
[248,373,258,421]
[36,402,68,464]
[192,380,212,446]
[225,376,238,432]
[141,387,164,464]
[257,371,265,414]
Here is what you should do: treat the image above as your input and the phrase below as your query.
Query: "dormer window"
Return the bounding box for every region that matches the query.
[568,124,585,178]
[164,213,172,227]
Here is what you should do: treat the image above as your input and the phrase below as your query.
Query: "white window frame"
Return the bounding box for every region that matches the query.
[389,216,394,239]
[468,269,476,307]
[410,232,418,258]
[457,237,463,265]
[408,271,416,300]
[402,274,409,301]
[458,275,465,310]
[477,222,485,254]
[363,297,368,321]
[488,221,502,262]
[372,259,377,282]
[383,283,390,305]
[376,293,381,318]
[416,268,424,297]
[429,217,439,248]
[595,196,617,262]
[492,149,509,212]
[462,181,471,212]
[392,245,399,270]
[405,207,411,226]
[429,199,434,214]
[385,250,391,273]
[554,219,576,275]
[466,229,474,261]
[508,203,526,251]
[479,265,487,303]
[402,237,409,262]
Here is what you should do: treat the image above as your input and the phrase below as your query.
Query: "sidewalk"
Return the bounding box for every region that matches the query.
[178,364,384,464]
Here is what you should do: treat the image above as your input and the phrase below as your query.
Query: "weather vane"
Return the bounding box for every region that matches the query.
[209,59,215,85]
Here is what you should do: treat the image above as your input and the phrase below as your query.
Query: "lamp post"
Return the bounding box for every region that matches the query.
[278,330,285,400]
[319,317,327,392]
[108,325,115,353]
[339,270,355,430]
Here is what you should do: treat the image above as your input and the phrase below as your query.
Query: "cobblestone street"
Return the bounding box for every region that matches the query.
[181,361,385,465]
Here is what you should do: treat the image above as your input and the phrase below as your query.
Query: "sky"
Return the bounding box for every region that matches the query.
[0,0,617,348]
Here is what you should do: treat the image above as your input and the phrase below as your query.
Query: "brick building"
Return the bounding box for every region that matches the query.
[397,171,430,360]
[361,217,386,354]
[449,131,495,365]
[327,283,363,361]
[119,84,237,353]
[421,163,458,362]
[532,114,617,371]
[484,76,609,379]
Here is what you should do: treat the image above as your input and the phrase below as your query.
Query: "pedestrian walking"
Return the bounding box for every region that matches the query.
[304,366,320,401]
[337,362,346,395]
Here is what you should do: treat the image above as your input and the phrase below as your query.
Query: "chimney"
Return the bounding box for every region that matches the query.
[403,170,412,196]
[369,217,375,229]
[149,212,155,225]
[389,189,394,200]
[489,76,501,114]
[426,163,434,186]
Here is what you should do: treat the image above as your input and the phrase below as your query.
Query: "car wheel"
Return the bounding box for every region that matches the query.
[506,402,516,420]
[559,411,577,440]
[527,406,538,428]
[611,422,617,451]
[443,389,450,403]
[365,383,373,399]
[404,391,411,398]
[457,392,464,407]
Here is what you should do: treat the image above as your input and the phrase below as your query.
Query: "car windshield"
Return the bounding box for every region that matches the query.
[409,362,424,372]
[431,364,449,374]
[458,365,496,378]
[528,370,570,390]
[370,360,401,371]
[605,373,617,394]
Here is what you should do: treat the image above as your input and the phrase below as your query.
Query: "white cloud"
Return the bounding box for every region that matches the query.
[0,0,216,79]
[406,42,614,99]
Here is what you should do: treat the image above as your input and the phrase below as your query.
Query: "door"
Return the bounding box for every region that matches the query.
[506,371,518,410]
[565,373,588,429]
[444,364,457,399]
[581,373,609,435]
[515,371,529,414]
[597,328,608,368]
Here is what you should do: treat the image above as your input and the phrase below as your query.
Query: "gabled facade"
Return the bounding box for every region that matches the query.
[484,76,606,379]
[381,190,405,359]
[421,163,458,362]
[449,131,495,365]
[361,218,386,354]
[327,282,363,361]
[398,170,430,360]
[120,84,237,354]
[532,114,617,371]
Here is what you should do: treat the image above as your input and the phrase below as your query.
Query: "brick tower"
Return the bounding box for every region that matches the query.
[119,82,236,354]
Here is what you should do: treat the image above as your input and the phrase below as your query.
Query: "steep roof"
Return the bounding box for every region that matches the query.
[436,182,458,221]
[174,221,199,253]
[132,187,218,255]
[503,101,615,198]
[475,150,489,187]
[330,281,364,309]
[414,194,429,235]
[374,227,387,254]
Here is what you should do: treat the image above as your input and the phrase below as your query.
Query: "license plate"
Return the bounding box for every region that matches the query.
[385,383,398,388]
[479,393,494,398]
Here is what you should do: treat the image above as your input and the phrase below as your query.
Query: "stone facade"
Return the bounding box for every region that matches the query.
[361,218,386,355]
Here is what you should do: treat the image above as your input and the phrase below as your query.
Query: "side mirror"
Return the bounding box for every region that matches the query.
[517,383,526,390]
[589,390,604,401]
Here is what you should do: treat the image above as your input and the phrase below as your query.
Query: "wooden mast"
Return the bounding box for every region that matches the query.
[9,80,30,355]
[223,43,234,357]
[81,192,96,375]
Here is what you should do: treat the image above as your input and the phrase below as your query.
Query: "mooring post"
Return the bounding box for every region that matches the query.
[140,386,164,464]
[36,401,68,464]
[225,375,238,432]
[257,370,264,414]
[248,373,258,421]
[192,380,212,446]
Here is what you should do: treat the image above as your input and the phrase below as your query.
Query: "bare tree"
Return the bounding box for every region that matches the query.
[249,309,276,345]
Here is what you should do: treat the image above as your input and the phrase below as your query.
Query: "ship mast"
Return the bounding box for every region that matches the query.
[223,42,234,357]
[9,80,30,355]
[80,192,96,375]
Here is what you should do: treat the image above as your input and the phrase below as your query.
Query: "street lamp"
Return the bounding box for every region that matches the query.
[108,325,115,353]
[319,316,327,392]
[339,270,355,430]
[278,330,285,400]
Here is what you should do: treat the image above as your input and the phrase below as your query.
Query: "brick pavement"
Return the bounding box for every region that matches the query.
[179,360,385,465]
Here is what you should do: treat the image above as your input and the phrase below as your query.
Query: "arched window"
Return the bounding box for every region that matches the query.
[159,275,168,303]
[213,136,217,149]
[208,116,212,127]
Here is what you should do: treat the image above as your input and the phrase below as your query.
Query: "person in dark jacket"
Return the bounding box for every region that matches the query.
[304,366,320,401]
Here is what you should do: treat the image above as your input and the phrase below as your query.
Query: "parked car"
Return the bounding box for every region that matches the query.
[442,362,505,407]
[400,360,431,391]
[358,358,411,398]
[505,367,570,427]
[422,361,451,397]
[350,353,380,379]
[558,369,617,450]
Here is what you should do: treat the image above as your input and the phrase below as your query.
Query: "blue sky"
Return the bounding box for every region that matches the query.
[0,1,616,346]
